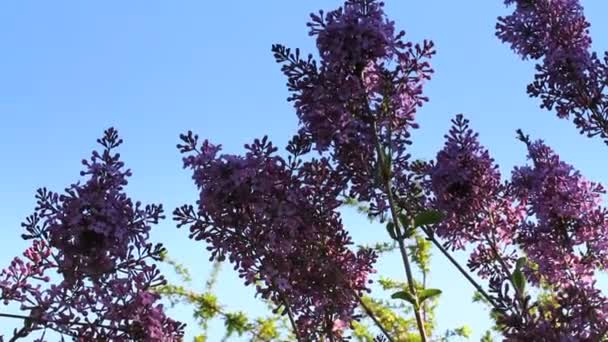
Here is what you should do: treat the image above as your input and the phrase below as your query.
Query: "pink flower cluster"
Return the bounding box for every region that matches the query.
[175,133,376,339]
[0,128,183,341]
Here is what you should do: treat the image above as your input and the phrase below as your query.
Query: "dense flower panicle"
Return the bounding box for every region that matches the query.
[175,132,377,339]
[427,115,509,249]
[511,137,608,287]
[427,119,608,337]
[427,117,532,337]
[29,129,167,283]
[0,128,184,341]
[274,0,434,215]
[497,0,591,60]
[310,0,397,69]
[497,0,608,143]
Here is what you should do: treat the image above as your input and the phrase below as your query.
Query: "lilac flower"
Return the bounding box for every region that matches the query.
[175,132,376,339]
[511,136,608,287]
[273,0,434,215]
[427,115,512,250]
[497,0,608,143]
[497,0,591,60]
[0,128,184,341]
[428,117,608,337]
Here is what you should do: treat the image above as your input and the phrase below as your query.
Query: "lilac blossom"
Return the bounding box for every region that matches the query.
[497,0,608,143]
[0,128,184,341]
[273,0,434,215]
[427,116,608,338]
[427,115,522,259]
[512,134,608,287]
[174,132,377,339]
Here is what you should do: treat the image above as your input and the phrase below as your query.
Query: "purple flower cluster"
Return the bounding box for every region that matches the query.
[512,137,608,287]
[427,116,524,326]
[428,116,608,338]
[274,0,434,215]
[427,115,511,250]
[175,132,376,339]
[0,240,52,305]
[0,128,183,341]
[497,0,608,143]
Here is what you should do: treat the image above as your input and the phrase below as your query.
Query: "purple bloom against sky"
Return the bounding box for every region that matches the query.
[0,129,184,341]
[175,132,376,340]
[274,0,434,217]
[497,0,608,143]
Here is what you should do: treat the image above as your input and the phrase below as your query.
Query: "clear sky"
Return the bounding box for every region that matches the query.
[1,1,607,341]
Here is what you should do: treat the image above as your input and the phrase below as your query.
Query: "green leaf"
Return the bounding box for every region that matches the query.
[454,325,473,338]
[256,318,279,340]
[397,214,417,239]
[413,210,444,227]
[403,227,416,239]
[419,288,442,303]
[391,290,418,307]
[515,257,527,269]
[512,257,527,294]
[224,311,249,337]
[480,330,493,342]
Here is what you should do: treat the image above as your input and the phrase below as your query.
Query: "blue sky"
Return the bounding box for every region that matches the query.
[1,1,607,340]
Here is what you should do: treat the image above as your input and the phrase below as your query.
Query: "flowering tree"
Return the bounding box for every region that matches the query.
[2,0,608,341]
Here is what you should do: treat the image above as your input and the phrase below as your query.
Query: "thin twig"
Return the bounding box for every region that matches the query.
[0,312,128,333]
[420,227,502,311]
[282,299,303,342]
[372,121,427,342]
[357,296,395,342]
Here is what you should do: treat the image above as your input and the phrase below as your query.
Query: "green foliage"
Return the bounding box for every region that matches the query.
[408,235,432,275]
[194,292,221,321]
[358,241,398,256]
[351,320,375,342]
[511,257,527,294]
[193,335,207,342]
[158,252,293,341]
[392,290,418,307]
[379,276,408,292]
[455,325,473,338]
[440,325,473,341]
[342,197,376,222]
[224,311,249,337]
[159,250,192,283]
[472,291,487,305]
[360,295,418,341]
[413,210,444,228]
[254,318,280,341]
[480,330,494,342]
[419,289,442,303]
